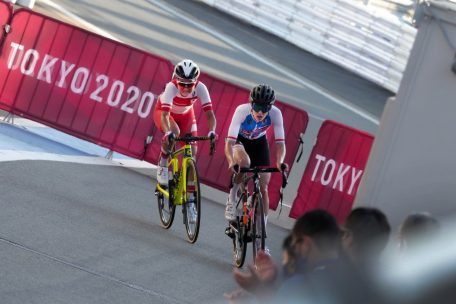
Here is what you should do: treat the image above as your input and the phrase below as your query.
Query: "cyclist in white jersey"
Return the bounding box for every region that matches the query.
[224,84,287,229]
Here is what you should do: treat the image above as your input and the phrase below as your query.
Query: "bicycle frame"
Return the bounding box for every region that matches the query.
[228,165,288,267]
[155,142,193,206]
[236,174,259,218]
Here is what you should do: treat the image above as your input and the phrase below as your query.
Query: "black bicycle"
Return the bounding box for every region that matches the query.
[226,164,288,267]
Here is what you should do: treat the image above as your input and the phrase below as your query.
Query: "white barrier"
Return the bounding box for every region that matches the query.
[7,0,35,9]
[202,0,417,92]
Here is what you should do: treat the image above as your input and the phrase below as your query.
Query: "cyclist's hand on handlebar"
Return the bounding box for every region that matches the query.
[162,131,175,144]
[228,163,240,174]
[279,163,289,188]
[207,130,218,140]
[208,131,217,155]
[277,162,289,173]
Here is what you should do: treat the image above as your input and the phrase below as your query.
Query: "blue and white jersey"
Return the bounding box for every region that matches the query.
[226,103,285,142]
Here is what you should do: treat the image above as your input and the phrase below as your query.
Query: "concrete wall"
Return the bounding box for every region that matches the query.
[354,0,456,227]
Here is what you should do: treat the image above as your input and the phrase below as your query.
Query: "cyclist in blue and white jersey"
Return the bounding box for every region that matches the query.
[224,84,287,226]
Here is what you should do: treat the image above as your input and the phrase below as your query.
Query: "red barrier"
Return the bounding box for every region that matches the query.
[0,9,173,159]
[289,120,374,222]
[192,74,309,209]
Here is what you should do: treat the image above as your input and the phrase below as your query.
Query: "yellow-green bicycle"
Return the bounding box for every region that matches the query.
[155,134,215,243]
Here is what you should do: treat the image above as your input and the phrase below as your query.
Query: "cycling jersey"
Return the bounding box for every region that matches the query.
[226,103,285,143]
[156,79,212,114]
[153,79,212,136]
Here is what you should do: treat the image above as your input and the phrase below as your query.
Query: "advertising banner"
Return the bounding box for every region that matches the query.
[0,10,173,159]
[289,120,374,222]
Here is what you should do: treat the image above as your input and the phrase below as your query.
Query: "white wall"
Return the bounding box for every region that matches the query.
[354,1,456,227]
[201,0,417,92]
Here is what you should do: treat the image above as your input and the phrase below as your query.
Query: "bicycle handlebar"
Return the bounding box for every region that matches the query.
[238,167,280,173]
[174,136,211,142]
[173,135,216,155]
[236,165,288,188]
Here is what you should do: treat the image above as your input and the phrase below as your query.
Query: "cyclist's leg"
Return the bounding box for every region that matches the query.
[154,108,180,160]
[177,111,198,216]
[225,143,250,221]
[232,144,250,182]
[259,172,271,217]
[247,136,271,229]
[177,109,197,174]
[154,109,180,184]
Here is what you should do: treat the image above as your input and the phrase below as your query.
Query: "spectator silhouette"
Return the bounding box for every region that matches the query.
[398,212,440,253]
[341,207,391,271]
[224,209,341,302]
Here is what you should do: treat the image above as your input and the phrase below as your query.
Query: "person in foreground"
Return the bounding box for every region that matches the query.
[224,208,393,303]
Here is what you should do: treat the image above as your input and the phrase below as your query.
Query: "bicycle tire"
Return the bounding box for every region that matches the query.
[252,193,266,264]
[183,158,201,243]
[157,162,176,229]
[233,193,248,268]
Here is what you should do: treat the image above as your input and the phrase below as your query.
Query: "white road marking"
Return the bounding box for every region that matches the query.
[39,0,121,42]
[0,149,155,169]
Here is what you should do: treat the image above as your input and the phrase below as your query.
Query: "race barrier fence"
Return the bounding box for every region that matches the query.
[0,8,173,159]
[289,120,374,222]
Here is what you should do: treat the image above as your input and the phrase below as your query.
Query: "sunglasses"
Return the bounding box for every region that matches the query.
[177,80,196,88]
[252,103,272,113]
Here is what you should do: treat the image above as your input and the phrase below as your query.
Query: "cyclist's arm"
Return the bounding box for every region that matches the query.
[204,109,216,133]
[196,82,216,134]
[159,83,178,135]
[225,105,246,167]
[271,106,286,169]
[225,140,236,168]
[160,111,172,134]
[275,142,286,169]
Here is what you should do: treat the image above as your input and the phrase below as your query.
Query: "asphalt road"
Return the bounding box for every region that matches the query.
[0,160,289,303]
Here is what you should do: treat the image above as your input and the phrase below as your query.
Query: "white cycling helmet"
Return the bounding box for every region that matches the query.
[173,59,200,81]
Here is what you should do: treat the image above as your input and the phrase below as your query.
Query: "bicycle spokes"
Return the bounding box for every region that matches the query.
[183,159,201,244]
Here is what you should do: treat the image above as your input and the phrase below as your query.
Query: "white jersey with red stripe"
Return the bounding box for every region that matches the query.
[227,103,285,143]
[157,79,212,114]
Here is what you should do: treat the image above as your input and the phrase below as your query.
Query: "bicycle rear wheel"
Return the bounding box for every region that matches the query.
[157,162,176,229]
[252,194,266,264]
[183,158,201,243]
[232,193,248,268]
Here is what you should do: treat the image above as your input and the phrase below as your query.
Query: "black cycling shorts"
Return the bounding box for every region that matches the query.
[236,135,270,167]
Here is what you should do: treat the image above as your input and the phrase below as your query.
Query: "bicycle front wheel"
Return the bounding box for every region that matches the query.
[252,194,266,264]
[183,158,201,243]
[233,193,248,268]
[157,162,176,229]
[233,221,247,268]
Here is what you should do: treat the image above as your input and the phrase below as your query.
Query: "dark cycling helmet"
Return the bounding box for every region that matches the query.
[249,84,275,104]
[173,59,200,81]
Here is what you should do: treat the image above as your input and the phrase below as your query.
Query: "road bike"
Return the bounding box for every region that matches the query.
[226,164,288,267]
[155,134,215,243]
